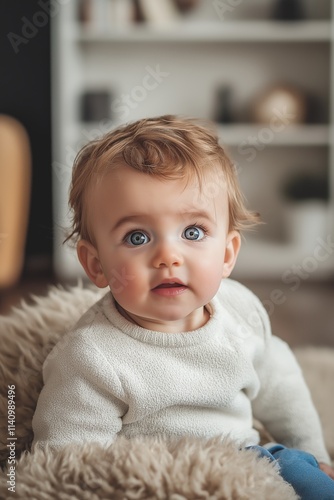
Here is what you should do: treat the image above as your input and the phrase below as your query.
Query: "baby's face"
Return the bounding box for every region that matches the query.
[81,164,240,332]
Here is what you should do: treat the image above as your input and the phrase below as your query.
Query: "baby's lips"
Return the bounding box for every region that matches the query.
[152,278,187,290]
[154,283,185,289]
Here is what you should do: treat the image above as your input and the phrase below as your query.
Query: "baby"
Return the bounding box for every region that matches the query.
[33,115,334,498]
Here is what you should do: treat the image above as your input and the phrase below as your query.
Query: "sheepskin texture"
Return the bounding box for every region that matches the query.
[0,282,332,499]
[1,437,298,500]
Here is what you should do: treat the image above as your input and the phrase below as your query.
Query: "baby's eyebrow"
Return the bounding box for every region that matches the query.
[111,214,146,232]
[111,210,215,233]
[182,209,214,221]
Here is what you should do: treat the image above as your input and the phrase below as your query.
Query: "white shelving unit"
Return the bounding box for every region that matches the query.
[52,0,334,281]
[75,20,331,42]
[216,124,330,147]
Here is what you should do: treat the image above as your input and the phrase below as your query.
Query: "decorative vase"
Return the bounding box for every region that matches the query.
[252,84,307,125]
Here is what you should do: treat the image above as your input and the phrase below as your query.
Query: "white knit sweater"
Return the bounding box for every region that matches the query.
[32,279,330,464]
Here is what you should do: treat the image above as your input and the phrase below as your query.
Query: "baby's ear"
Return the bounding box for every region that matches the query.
[222,231,241,279]
[77,240,108,288]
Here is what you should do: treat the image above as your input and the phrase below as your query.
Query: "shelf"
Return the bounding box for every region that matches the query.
[75,21,332,43]
[66,123,330,149]
[233,239,334,279]
[216,124,330,147]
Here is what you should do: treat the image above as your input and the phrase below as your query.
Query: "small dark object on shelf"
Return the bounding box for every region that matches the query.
[214,86,234,124]
[272,0,304,21]
[281,172,329,202]
[174,0,199,13]
[81,91,111,122]
[77,0,91,24]
[133,0,146,23]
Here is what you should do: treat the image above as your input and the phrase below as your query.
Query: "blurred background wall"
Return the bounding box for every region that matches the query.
[1,0,333,345]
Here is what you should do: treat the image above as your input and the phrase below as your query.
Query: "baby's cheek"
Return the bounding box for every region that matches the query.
[199,265,223,297]
[107,264,137,297]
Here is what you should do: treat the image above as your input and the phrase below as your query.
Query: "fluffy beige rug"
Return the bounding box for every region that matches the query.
[0,283,333,499]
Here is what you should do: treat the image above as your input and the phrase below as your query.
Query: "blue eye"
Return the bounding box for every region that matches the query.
[183,226,205,241]
[125,231,149,246]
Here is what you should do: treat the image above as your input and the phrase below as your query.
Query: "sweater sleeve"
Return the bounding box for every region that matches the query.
[251,298,331,465]
[32,333,128,451]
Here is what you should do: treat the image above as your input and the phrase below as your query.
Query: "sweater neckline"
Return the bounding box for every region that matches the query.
[100,292,222,347]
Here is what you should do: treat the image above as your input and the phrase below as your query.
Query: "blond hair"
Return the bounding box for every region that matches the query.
[65,115,260,244]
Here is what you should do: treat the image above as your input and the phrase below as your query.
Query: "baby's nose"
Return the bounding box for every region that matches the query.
[151,241,184,269]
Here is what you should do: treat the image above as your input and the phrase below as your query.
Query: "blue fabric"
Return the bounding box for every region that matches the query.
[247,444,334,500]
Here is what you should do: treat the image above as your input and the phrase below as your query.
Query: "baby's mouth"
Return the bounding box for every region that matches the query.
[152,278,187,289]
[151,280,188,296]
[154,282,185,289]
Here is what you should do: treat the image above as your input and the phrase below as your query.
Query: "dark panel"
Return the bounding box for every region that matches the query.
[0,1,53,269]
